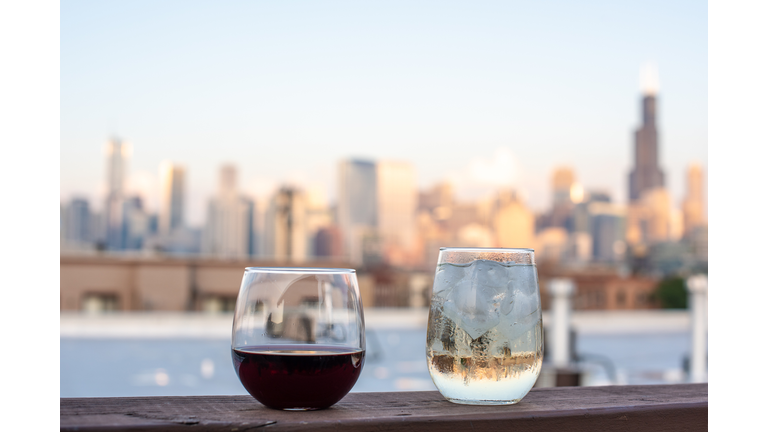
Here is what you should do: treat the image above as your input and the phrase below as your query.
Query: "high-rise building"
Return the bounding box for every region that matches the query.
[265,187,308,262]
[104,137,129,250]
[304,188,334,259]
[122,196,150,250]
[314,226,343,258]
[376,160,417,266]
[642,188,672,243]
[682,163,705,236]
[549,166,583,229]
[337,160,378,264]
[627,187,672,247]
[419,182,454,217]
[159,162,185,236]
[202,164,254,258]
[629,69,665,203]
[493,190,535,249]
[61,198,92,248]
[589,202,627,263]
[572,190,611,234]
[552,167,576,206]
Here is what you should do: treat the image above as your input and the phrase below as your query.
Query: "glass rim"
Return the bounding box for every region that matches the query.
[243,267,356,274]
[439,247,534,252]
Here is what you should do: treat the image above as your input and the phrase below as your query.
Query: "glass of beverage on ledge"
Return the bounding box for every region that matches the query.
[231,267,366,410]
[426,248,543,405]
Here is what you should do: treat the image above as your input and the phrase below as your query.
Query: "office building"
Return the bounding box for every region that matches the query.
[104,137,129,250]
[265,187,308,262]
[589,202,627,263]
[376,160,417,266]
[642,187,672,243]
[494,190,535,249]
[314,226,343,259]
[122,196,151,250]
[159,162,186,236]
[61,198,92,248]
[201,165,254,258]
[337,160,378,264]
[629,68,665,203]
[549,166,583,229]
[682,163,705,237]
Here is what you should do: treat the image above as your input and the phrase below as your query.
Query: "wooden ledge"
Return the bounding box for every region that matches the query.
[61,383,707,431]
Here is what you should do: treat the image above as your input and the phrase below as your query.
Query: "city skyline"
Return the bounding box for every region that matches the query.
[61,1,707,225]
[60,132,707,230]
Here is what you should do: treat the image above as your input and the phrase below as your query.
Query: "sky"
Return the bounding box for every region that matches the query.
[61,0,707,226]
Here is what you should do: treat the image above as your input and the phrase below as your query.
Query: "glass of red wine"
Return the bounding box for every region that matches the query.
[231,267,366,411]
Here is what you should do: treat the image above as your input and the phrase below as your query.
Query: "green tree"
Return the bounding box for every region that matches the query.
[654,277,688,309]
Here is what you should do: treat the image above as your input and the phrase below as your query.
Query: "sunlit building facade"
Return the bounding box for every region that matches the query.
[159,162,186,236]
[264,187,308,262]
[376,160,417,266]
[494,190,535,249]
[682,163,705,237]
[202,165,254,258]
[337,160,378,265]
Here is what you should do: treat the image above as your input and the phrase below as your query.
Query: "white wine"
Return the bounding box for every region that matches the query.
[426,260,543,405]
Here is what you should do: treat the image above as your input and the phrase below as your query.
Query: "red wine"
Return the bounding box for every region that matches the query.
[232,344,365,410]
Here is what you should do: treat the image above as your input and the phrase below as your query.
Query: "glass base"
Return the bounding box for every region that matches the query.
[445,398,522,406]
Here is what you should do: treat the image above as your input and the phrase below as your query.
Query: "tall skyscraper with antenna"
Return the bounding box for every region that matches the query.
[629,64,665,203]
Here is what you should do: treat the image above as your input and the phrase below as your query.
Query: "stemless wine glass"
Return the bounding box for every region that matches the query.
[426,248,543,405]
[231,267,366,411]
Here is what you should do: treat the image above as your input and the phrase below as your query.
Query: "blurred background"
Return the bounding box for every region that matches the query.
[60,0,707,397]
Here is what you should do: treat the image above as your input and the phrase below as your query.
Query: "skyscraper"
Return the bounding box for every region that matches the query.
[552,167,576,206]
[104,137,129,250]
[202,164,253,258]
[629,68,665,203]
[376,160,417,266]
[61,198,91,247]
[122,196,150,250]
[682,163,705,236]
[494,190,535,249]
[589,202,627,262]
[641,188,672,243]
[337,160,378,264]
[549,166,582,229]
[159,162,185,236]
[265,187,308,262]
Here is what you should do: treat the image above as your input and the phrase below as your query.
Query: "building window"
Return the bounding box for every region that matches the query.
[82,293,119,312]
[202,296,237,313]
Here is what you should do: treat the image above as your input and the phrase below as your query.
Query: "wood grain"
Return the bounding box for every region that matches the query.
[61,383,707,431]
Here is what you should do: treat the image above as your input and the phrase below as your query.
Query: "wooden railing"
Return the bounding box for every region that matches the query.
[60,383,706,431]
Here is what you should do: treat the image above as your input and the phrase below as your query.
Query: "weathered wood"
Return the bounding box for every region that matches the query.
[61,384,707,431]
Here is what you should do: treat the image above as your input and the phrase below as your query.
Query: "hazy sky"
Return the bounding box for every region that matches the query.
[61,0,707,226]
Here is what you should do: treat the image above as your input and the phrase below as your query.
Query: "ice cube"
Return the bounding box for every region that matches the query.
[506,264,538,296]
[441,260,511,340]
[432,262,469,298]
[497,289,541,341]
